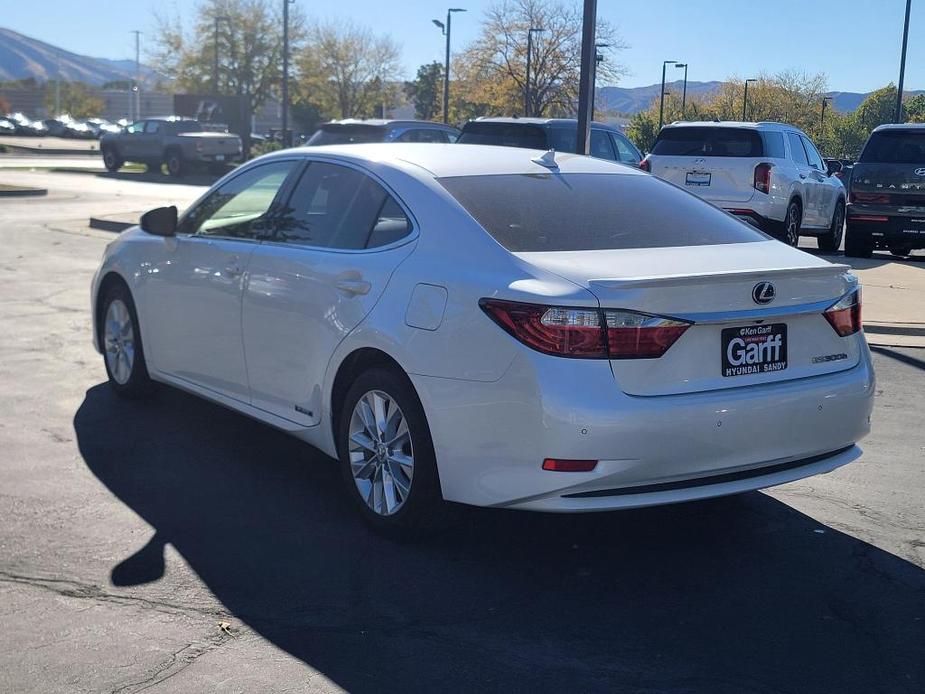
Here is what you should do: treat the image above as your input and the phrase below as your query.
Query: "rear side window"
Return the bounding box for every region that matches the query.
[589,130,616,160]
[458,123,548,150]
[439,173,766,252]
[761,132,785,158]
[652,127,764,157]
[275,162,410,250]
[859,130,925,164]
[396,128,450,143]
[787,133,809,165]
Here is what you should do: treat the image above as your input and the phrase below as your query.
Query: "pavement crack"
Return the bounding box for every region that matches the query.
[109,633,231,694]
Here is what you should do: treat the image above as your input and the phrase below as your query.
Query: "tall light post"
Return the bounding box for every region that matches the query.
[658,60,677,131]
[281,0,295,147]
[821,95,832,137]
[590,43,609,120]
[895,0,913,123]
[433,8,466,125]
[575,0,597,155]
[524,27,545,117]
[213,14,231,95]
[742,78,757,121]
[675,62,688,120]
[132,30,141,121]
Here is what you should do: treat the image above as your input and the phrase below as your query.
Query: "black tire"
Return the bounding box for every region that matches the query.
[890,247,911,258]
[102,147,123,172]
[99,283,152,398]
[337,367,447,539]
[818,199,845,253]
[782,200,802,247]
[165,149,185,177]
[844,226,873,259]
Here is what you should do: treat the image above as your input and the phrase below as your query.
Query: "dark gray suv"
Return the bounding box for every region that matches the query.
[306,119,460,146]
[457,117,642,166]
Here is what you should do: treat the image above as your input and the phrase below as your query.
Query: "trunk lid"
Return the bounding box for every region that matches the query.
[517,241,862,396]
[179,131,241,154]
[851,162,925,209]
[650,154,759,203]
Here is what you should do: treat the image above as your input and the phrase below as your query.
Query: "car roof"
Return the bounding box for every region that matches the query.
[871,123,925,132]
[662,120,805,132]
[262,142,639,178]
[469,117,623,132]
[324,119,458,130]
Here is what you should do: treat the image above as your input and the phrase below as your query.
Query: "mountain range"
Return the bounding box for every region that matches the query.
[1,26,920,114]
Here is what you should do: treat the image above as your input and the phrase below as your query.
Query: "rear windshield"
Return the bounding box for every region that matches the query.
[306,124,386,145]
[458,122,549,150]
[859,130,925,164]
[652,127,776,157]
[439,173,766,252]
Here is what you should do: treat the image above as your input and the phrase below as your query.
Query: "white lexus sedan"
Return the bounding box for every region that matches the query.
[91,144,874,536]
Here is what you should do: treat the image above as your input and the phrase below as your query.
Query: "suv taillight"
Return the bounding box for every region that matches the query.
[479,299,690,359]
[823,289,861,337]
[639,158,651,172]
[850,191,890,204]
[753,163,772,193]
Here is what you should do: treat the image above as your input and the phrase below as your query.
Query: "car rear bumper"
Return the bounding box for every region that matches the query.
[847,208,925,248]
[412,342,874,511]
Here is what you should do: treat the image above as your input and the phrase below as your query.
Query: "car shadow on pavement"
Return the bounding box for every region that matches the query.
[73,383,925,694]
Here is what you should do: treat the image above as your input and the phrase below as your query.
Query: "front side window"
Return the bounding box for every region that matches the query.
[611,132,642,164]
[787,133,809,165]
[801,136,825,170]
[274,162,411,250]
[589,130,616,160]
[440,173,766,252]
[177,161,297,239]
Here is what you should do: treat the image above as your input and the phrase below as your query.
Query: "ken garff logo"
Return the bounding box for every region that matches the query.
[914,167,925,177]
[752,281,776,305]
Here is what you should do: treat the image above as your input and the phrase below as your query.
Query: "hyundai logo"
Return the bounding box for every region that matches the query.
[752,282,776,305]
[915,168,925,177]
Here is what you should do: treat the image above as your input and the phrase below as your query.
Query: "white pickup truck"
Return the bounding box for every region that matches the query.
[100,117,243,177]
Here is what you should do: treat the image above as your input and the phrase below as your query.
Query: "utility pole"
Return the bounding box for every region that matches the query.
[524,27,545,117]
[895,0,913,123]
[55,52,61,116]
[132,30,141,120]
[282,0,294,147]
[434,9,466,125]
[676,62,688,120]
[658,60,676,131]
[575,0,597,155]
[742,78,757,121]
[212,15,230,96]
[821,96,832,137]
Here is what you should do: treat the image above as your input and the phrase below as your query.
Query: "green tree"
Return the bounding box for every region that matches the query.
[151,0,304,112]
[294,20,402,120]
[405,62,443,121]
[854,84,896,133]
[44,82,105,119]
[904,93,925,123]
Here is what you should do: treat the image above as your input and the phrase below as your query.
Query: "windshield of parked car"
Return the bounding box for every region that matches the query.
[859,130,925,164]
[306,124,387,145]
[458,122,549,150]
[439,173,767,252]
[651,127,775,157]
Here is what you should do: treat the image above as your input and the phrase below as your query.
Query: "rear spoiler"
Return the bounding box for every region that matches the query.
[588,264,853,290]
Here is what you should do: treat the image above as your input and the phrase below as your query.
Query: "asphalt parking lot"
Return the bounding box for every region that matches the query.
[0,167,923,693]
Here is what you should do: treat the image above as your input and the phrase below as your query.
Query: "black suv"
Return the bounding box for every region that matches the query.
[457,118,642,166]
[846,123,925,258]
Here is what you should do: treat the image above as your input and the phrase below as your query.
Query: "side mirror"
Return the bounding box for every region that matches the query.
[825,159,842,176]
[140,206,178,237]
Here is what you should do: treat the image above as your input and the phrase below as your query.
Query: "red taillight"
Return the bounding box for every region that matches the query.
[851,215,889,222]
[639,158,651,172]
[850,191,890,204]
[479,300,690,359]
[823,290,862,337]
[753,162,772,193]
[542,458,598,472]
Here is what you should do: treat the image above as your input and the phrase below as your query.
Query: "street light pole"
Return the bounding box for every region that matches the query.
[821,96,832,137]
[742,78,757,121]
[675,63,688,120]
[525,27,545,117]
[282,0,294,147]
[213,15,230,95]
[575,0,597,155]
[895,0,913,123]
[435,8,466,125]
[658,60,677,131]
[591,43,609,121]
[132,30,141,121]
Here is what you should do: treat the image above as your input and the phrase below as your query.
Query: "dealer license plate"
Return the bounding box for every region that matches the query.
[721,323,788,377]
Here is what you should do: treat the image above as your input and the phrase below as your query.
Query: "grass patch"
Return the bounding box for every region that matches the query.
[0,183,30,191]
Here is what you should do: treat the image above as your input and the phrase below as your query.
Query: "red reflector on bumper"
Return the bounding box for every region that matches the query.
[542,458,598,472]
[851,215,889,222]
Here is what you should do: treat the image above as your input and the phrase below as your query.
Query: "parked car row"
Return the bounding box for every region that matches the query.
[0,112,123,139]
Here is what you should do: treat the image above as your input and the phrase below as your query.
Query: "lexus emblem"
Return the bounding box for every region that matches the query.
[752,282,776,305]
[915,168,925,177]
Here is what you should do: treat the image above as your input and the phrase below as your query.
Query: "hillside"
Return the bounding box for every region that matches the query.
[0,27,160,87]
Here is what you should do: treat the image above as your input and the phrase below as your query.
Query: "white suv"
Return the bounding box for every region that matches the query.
[641,122,846,250]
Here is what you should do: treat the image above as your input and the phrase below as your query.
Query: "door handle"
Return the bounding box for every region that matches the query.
[335,278,372,296]
[799,173,807,179]
[224,262,243,277]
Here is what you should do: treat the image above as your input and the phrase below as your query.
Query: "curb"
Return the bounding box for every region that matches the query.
[0,187,48,197]
[89,217,134,232]
[2,144,99,156]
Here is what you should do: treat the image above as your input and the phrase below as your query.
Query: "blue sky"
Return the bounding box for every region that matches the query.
[4,0,922,92]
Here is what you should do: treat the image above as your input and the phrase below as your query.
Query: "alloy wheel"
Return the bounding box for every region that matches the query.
[786,205,800,246]
[104,299,135,385]
[348,390,414,516]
